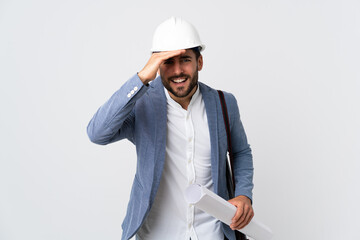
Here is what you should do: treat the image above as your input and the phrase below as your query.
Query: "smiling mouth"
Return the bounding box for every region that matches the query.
[171,77,187,83]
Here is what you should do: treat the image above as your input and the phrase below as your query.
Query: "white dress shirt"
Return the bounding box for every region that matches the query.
[137,86,223,240]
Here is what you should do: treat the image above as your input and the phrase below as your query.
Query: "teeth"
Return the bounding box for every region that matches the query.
[173,78,186,83]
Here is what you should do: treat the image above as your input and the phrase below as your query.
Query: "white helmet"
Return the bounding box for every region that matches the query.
[151,17,205,52]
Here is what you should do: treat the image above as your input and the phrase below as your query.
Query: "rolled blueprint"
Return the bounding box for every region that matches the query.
[185,184,273,240]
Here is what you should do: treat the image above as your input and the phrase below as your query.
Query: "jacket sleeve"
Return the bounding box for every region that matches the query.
[86,74,149,145]
[226,93,254,202]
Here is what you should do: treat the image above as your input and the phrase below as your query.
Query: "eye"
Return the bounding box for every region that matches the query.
[181,58,191,63]
[164,59,174,65]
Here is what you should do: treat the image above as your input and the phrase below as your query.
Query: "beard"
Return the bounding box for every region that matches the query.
[161,70,199,98]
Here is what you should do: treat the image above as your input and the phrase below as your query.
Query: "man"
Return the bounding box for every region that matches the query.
[87,17,254,240]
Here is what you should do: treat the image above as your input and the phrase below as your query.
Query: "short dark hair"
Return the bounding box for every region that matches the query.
[190,46,201,59]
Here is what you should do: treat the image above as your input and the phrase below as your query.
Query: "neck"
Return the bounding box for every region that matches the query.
[168,85,198,110]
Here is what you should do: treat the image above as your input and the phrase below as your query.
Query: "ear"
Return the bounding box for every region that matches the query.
[157,68,160,75]
[197,55,203,71]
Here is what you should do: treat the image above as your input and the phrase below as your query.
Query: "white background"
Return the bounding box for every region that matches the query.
[1,0,359,239]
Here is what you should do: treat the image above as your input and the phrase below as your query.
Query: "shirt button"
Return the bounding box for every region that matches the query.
[127,93,131,98]
[134,86,138,91]
[188,137,192,142]
[188,159,191,163]
[130,90,135,94]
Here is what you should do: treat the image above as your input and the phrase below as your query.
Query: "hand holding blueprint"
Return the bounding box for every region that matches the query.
[185,184,273,240]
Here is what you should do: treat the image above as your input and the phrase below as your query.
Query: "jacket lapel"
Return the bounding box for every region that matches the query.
[199,83,220,194]
[148,77,168,201]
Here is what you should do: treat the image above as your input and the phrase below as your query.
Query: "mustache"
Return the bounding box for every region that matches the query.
[168,74,190,81]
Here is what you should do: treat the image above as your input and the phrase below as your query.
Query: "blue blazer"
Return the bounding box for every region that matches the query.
[87,74,254,240]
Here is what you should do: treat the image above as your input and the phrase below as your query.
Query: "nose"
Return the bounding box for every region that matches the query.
[172,60,183,75]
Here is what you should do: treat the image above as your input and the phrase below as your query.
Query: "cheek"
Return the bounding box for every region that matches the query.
[182,65,194,74]
[159,67,170,76]
[158,68,166,78]
[189,65,198,75]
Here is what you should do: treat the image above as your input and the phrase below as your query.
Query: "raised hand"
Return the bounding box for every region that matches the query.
[137,49,186,85]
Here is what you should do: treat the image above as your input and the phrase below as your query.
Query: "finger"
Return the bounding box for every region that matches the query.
[235,208,254,230]
[162,49,186,57]
[231,203,244,222]
[156,49,186,61]
[236,212,254,230]
[231,204,251,228]
[230,205,244,229]
[245,209,254,226]
[232,211,247,229]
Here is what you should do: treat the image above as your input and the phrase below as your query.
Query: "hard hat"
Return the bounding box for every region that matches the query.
[151,17,205,52]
